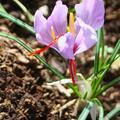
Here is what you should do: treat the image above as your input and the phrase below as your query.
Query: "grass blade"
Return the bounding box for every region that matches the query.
[99,28,104,68]
[78,101,94,120]
[94,28,104,75]
[92,98,104,120]
[0,3,7,13]
[96,76,120,97]
[13,0,34,22]
[106,39,120,65]
[0,11,35,34]
[104,104,120,120]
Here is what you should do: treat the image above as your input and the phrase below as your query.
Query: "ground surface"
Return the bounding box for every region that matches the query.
[0,0,120,120]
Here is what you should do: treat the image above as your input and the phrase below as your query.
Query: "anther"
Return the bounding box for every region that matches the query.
[69,12,75,35]
[51,26,56,43]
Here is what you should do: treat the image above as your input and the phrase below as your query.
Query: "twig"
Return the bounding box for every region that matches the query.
[51,99,76,116]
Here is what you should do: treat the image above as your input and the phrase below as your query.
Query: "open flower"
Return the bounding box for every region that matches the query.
[31,0,105,84]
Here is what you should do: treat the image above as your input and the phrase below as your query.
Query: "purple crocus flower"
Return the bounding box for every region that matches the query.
[31,0,105,84]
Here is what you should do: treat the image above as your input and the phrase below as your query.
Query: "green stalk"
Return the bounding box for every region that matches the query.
[104,105,120,120]
[78,101,94,120]
[13,0,34,22]
[0,11,35,34]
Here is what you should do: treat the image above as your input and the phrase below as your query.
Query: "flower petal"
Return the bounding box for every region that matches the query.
[47,1,68,36]
[34,10,53,46]
[57,33,75,59]
[74,18,97,55]
[75,0,105,30]
[34,10,46,33]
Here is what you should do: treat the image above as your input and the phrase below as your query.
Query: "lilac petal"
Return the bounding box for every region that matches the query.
[57,33,75,59]
[74,18,97,55]
[35,21,59,51]
[75,0,105,30]
[34,10,46,33]
[75,20,81,36]
[34,10,54,47]
[47,1,68,36]
[33,11,57,49]
[36,29,60,53]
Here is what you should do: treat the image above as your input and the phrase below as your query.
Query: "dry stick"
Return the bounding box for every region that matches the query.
[51,99,76,115]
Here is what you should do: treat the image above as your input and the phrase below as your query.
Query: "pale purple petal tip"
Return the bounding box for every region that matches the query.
[49,0,68,36]
[34,10,46,33]
[74,18,97,55]
[75,0,105,30]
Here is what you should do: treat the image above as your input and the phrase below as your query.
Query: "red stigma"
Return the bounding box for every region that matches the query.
[69,59,77,84]
[29,34,64,56]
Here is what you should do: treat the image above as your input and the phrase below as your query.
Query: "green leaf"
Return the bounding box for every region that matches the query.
[0,3,7,13]
[0,11,35,34]
[94,28,104,76]
[104,104,120,120]
[106,39,120,66]
[13,0,34,22]
[96,76,120,97]
[78,101,94,120]
[92,98,104,120]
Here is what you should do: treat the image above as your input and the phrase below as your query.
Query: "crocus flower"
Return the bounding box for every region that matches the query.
[30,0,105,84]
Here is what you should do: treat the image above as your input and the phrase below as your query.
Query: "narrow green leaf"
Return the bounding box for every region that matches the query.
[13,0,34,22]
[96,76,120,97]
[106,39,120,65]
[98,106,104,120]
[0,3,7,13]
[92,39,120,98]
[94,28,104,75]
[104,104,120,120]
[92,98,104,120]
[0,11,35,34]
[99,28,104,68]
[78,101,94,120]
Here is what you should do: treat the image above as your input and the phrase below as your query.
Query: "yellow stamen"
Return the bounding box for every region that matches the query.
[67,26,70,32]
[69,12,75,35]
[51,26,56,40]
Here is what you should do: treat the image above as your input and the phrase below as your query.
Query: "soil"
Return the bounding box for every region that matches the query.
[0,0,120,120]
